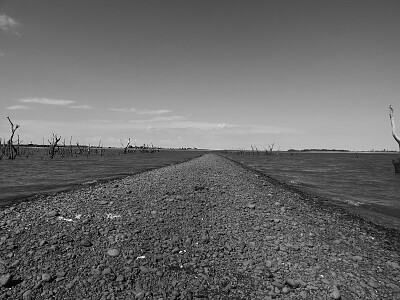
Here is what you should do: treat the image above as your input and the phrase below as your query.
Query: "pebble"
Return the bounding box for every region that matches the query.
[286,278,299,288]
[0,273,12,287]
[80,239,93,247]
[41,273,52,282]
[47,210,59,217]
[22,290,32,300]
[107,249,120,257]
[331,287,341,299]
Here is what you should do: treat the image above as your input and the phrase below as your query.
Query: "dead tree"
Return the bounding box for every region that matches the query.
[267,143,275,156]
[76,142,81,155]
[121,138,131,154]
[0,138,4,160]
[69,136,73,157]
[49,133,61,159]
[6,116,19,159]
[389,105,400,173]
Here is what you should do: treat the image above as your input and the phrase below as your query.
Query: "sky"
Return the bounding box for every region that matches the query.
[1,0,400,150]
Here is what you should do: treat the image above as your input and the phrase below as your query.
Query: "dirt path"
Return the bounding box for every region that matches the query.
[1,154,399,299]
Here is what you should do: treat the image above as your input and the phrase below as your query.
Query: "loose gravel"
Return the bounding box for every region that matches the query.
[0,153,399,299]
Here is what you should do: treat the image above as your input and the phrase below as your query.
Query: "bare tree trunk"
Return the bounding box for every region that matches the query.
[389,105,400,173]
[49,133,61,159]
[121,138,130,154]
[6,117,19,159]
[268,143,275,156]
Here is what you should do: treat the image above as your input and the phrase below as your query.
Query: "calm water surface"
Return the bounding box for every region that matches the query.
[0,150,204,207]
[222,152,400,230]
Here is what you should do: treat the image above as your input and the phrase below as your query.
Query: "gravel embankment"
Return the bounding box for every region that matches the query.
[1,153,399,300]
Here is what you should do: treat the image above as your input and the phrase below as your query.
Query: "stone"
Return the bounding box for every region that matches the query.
[80,239,93,247]
[0,273,12,287]
[47,210,59,217]
[41,273,52,282]
[286,278,299,288]
[331,287,341,299]
[247,204,256,209]
[387,261,400,269]
[107,249,120,257]
[102,268,112,275]
[352,256,363,262]
[272,281,284,289]
[22,290,32,300]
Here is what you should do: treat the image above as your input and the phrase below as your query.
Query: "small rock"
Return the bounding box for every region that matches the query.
[107,249,120,257]
[331,287,341,299]
[102,268,112,275]
[115,275,124,282]
[286,278,299,288]
[0,273,12,287]
[99,201,108,205]
[352,256,363,262]
[80,239,93,247]
[282,287,290,294]
[272,281,284,289]
[387,261,400,269]
[139,266,149,273]
[47,210,59,217]
[247,204,256,209]
[22,290,32,300]
[41,273,51,282]
[368,279,379,289]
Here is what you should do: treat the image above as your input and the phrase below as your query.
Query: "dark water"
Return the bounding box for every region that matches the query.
[0,150,205,208]
[221,152,400,230]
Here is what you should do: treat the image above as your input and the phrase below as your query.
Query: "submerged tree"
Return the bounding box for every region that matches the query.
[49,133,61,159]
[389,105,400,173]
[121,138,131,154]
[6,116,20,159]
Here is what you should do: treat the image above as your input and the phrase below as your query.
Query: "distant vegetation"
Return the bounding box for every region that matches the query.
[0,117,167,160]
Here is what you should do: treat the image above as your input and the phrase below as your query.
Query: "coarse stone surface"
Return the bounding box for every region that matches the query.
[0,153,399,299]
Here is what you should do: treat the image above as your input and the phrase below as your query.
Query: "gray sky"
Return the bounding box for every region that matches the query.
[1,0,400,150]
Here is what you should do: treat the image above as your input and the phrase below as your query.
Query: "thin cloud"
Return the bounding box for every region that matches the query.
[68,104,94,109]
[137,109,171,115]
[110,107,137,113]
[110,107,171,115]
[6,105,30,110]
[19,98,76,106]
[128,116,186,123]
[128,117,297,133]
[0,52,5,57]
[0,14,20,35]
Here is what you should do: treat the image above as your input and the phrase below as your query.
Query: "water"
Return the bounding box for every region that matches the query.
[0,150,204,207]
[221,152,400,230]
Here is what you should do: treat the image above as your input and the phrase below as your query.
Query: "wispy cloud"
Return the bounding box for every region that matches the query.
[6,105,30,110]
[110,107,137,113]
[0,52,5,57]
[0,14,20,35]
[68,104,94,109]
[127,116,296,134]
[137,109,171,115]
[19,98,76,106]
[110,107,171,115]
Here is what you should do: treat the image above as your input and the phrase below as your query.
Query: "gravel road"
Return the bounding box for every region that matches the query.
[1,154,399,299]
